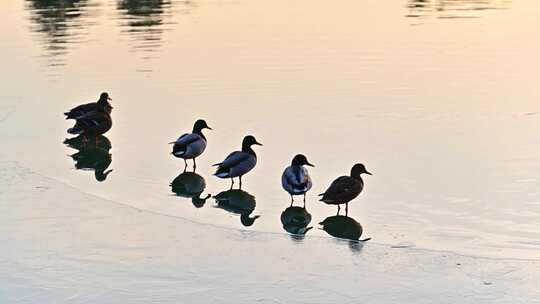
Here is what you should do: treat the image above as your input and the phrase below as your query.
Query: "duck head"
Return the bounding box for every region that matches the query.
[240,213,260,226]
[98,92,112,102]
[192,193,211,208]
[95,169,113,182]
[193,119,212,133]
[291,154,314,167]
[242,135,263,150]
[350,163,372,178]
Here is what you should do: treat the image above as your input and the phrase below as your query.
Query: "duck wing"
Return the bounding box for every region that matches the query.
[171,133,202,155]
[319,176,361,201]
[64,102,97,120]
[213,151,248,175]
[68,112,110,134]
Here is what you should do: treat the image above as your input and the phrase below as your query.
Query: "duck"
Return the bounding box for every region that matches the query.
[64,92,112,120]
[67,107,112,138]
[281,154,314,204]
[170,119,212,170]
[319,163,372,215]
[213,135,262,189]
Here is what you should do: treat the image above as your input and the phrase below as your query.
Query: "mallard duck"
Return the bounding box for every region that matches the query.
[170,119,212,170]
[319,163,372,215]
[319,215,370,241]
[64,92,112,120]
[213,135,262,189]
[281,154,314,204]
[67,108,112,137]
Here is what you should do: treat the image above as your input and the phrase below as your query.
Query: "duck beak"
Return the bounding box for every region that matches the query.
[107,97,112,100]
[254,141,263,146]
[306,162,315,167]
[365,170,373,175]
[207,126,213,130]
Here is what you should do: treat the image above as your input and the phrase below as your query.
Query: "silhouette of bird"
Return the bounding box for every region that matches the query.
[319,215,370,242]
[214,189,260,227]
[282,154,314,205]
[319,163,372,215]
[170,171,210,208]
[170,119,212,170]
[64,134,113,182]
[280,206,312,235]
[67,107,112,138]
[64,92,112,120]
[213,135,262,189]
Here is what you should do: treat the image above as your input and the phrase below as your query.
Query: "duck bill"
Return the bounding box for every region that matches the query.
[107,97,112,100]
[254,141,263,146]
[365,170,373,175]
[306,162,315,167]
[206,126,213,130]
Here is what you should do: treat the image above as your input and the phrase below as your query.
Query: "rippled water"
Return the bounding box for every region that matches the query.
[2,0,540,259]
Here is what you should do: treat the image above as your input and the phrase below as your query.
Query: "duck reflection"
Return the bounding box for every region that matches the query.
[213,189,260,227]
[280,206,312,236]
[25,0,94,65]
[319,215,370,242]
[64,135,113,182]
[170,171,210,208]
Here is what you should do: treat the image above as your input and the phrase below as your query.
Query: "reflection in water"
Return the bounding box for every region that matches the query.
[64,135,113,181]
[280,206,312,236]
[406,0,510,19]
[116,0,182,55]
[214,189,260,227]
[170,171,210,208]
[319,215,370,242]
[25,0,96,67]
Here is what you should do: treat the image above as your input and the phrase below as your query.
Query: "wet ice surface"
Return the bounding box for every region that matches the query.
[2,0,540,300]
[1,162,540,303]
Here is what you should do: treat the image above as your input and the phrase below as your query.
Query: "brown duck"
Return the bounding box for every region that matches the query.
[67,107,112,137]
[64,92,112,120]
[319,163,372,215]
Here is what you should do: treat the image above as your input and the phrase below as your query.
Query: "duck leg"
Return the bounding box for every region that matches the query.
[303,194,306,208]
[290,195,294,206]
[183,159,188,172]
[345,203,349,216]
[193,158,197,171]
[239,176,243,189]
[337,205,341,215]
[230,178,234,189]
